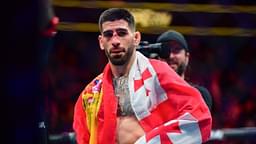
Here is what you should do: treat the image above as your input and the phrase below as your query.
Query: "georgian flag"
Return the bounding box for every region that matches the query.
[128,52,211,144]
[135,113,202,144]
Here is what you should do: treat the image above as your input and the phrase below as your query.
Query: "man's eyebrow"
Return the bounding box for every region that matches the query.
[116,28,127,30]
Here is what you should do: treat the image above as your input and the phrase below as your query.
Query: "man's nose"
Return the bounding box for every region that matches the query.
[111,32,121,47]
[170,52,175,58]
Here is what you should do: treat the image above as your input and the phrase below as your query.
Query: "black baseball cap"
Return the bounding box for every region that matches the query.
[157,30,189,52]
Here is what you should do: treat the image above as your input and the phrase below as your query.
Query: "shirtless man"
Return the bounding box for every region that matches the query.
[73,8,212,144]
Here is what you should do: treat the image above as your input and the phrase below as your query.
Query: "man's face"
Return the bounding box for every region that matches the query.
[160,41,189,76]
[98,19,140,66]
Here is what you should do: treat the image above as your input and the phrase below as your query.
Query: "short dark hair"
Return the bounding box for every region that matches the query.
[98,8,136,32]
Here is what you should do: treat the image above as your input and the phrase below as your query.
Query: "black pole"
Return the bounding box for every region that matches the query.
[6,1,57,143]
[37,0,58,143]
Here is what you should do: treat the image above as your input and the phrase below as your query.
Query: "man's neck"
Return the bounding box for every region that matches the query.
[110,52,136,78]
[180,74,185,79]
[110,64,129,78]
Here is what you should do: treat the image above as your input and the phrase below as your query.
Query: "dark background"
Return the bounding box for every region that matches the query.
[6,0,256,144]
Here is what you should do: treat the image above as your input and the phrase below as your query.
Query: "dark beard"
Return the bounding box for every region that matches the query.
[105,46,134,66]
[176,63,187,76]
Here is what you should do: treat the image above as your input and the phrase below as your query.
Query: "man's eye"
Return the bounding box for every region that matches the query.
[171,47,182,53]
[103,31,113,38]
[102,29,128,38]
[116,30,128,37]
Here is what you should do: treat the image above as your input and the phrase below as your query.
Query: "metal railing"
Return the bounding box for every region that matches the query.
[48,127,256,144]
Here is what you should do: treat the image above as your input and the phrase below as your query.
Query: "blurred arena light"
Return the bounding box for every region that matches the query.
[52,1,256,36]
[53,1,256,14]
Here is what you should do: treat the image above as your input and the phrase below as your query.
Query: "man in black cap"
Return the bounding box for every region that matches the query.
[157,30,213,110]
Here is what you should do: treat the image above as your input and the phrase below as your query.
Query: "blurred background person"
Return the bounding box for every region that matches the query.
[156,30,213,110]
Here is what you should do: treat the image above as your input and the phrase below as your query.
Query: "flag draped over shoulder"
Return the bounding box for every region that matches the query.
[73,51,212,144]
[130,52,212,143]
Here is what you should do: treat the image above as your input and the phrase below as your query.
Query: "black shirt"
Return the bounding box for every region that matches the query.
[190,83,213,111]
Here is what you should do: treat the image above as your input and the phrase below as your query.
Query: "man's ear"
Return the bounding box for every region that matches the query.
[134,31,141,46]
[185,52,190,64]
[98,35,104,50]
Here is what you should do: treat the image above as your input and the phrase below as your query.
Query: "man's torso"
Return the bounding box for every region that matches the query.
[113,76,145,144]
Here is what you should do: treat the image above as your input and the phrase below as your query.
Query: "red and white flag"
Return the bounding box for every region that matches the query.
[128,52,212,144]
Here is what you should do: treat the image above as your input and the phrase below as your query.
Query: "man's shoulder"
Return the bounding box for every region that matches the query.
[191,83,209,93]
[190,83,213,110]
[83,73,103,93]
[149,58,171,71]
[149,59,179,77]
[149,58,167,65]
[80,73,103,107]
